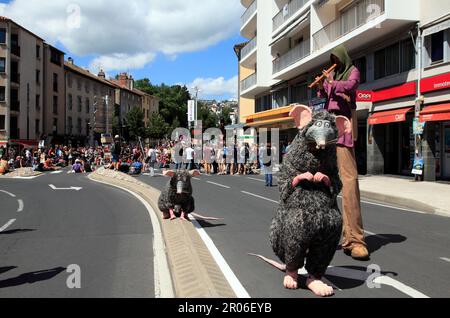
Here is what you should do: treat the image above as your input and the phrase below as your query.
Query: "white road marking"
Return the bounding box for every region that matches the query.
[192,177,201,181]
[190,215,250,298]
[17,199,24,212]
[51,171,62,174]
[241,191,279,204]
[0,219,16,232]
[0,190,16,198]
[298,266,429,298]
[248,177,265,183]
[363,230,390,241]
[440,257,450,263]
[340,195,428,215]
[206,181,231,189]
[49,184,82,191]
[89,177,174,298]
[13,175,42,179]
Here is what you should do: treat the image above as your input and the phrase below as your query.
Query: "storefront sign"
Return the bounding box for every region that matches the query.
[356,91,373,102]
[373,82,417,103]
[421,72,450,93]
[412,157,424,175]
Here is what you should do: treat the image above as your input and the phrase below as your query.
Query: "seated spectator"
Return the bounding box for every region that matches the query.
[0,158,9,175]
[72,160,84,174]
[129,160,143,175]
[83,160,93,173]
[118,160,130,174]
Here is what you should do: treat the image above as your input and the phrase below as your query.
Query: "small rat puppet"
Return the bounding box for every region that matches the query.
[250,105,352,297]
[158,169,223,222]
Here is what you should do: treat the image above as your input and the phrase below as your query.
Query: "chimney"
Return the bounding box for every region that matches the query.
[68,57,74,65]
[129,75,134,90]
[98,69,106,79]
[118,73,128,88]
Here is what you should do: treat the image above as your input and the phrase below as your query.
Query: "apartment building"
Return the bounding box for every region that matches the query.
[136,89,160,126]
[43,43,65,144]
[65,58,116,146]
[110,73,144,127]
[238,0,450,180]
[0,17,44,147]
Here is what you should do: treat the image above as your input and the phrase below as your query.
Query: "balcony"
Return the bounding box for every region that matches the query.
[313,0,385,51]
[241,72,257,92]
[241,36,257,67]
[241,0,257,27]
[241,0,257,39]
[11,73,20,85]
[11,45,21,58]
[273,0,309,32]
[273,39,311,74]
[11,100,20,112]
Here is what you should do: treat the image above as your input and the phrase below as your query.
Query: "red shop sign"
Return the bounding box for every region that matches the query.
[356,90,373,102]
[421,72,450,93]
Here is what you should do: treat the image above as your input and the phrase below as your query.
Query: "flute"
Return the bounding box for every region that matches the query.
[308,64,337,89]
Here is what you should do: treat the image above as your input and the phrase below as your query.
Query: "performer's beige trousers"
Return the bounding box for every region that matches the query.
[336,146,367,249]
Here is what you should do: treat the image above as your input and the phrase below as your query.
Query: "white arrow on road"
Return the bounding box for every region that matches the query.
[49,184,83,191]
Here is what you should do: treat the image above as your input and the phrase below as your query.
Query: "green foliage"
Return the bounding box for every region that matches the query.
[125,106,145,140]
[146,114,170,139]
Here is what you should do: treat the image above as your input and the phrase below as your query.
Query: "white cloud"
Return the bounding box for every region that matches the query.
[186,76,238,100]
[89,53,156,73]
[1,0,243,71]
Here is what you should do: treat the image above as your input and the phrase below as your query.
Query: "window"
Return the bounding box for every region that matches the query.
[77,118,82,134]
[68,117,73,134]
[94,85,98,95]
[0,115,5,130]
[0,29,6,44]
[374,42,400,80]
[273,88,288,108]
[36,70,41,84]
[68,74,73,88]
[53,73,58,92]
[77,96,82,112]
[431,31,444,63]
[255,94,272,113]
[290,83,308,104]
[77,79,82,91]
[85,82,90,93]
[353,57,367,84]
[68,94,73,111]
[36,45,41,59]
[0,86,5,102]
[50,48,61,65]
[86,120,90,136]
[36,94,40,110]
[0,58,5,73]
[400,39,416,72]
[53,96,58,114]
[53,118,58,133]
[86,98,90,114]
[35,119,40,135]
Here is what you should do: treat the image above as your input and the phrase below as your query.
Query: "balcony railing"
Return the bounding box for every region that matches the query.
[241,72,257,92]
[273,39,311,74]
[11,73,20,84]
[241,0,257,27]
[11,45,20,57]
[273,0,308,32]
[313,0,385,51]
[241,37,257,60]
[11,100,20,112]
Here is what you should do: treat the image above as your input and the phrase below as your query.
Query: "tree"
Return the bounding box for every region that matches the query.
[218,106,233,127]
[125,106,145,140]
[197,101,219,129]
[146,114,170,139]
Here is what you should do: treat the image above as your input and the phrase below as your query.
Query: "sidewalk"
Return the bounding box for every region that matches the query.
[358,175,450,217]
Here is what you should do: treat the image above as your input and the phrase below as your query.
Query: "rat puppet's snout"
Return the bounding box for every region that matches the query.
[305,120,337,150]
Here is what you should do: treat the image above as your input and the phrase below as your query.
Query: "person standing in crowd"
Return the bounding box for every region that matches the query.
[260,142,274,187]
[317,44,368,260]
[111,135,122,171]
[147,145,157,177]
[185,144,195,171]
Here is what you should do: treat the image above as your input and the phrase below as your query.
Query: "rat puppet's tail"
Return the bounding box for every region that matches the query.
[248,253,286,272]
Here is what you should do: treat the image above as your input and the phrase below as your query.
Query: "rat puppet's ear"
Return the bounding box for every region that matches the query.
[189,169,201,177]
[289,105,312,129]
[335,116,352,137]
[163,170,176,178]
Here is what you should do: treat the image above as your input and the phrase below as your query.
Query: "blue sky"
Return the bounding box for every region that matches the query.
[0,0,246,100]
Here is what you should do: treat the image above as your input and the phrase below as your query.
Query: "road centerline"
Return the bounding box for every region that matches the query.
[0,219,16,232]
[206,181,231,189]
[241,191,279,204]
[0,190,17,198]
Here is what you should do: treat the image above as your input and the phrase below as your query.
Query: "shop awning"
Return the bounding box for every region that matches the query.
[420,103,450,122]
[9,140,39,147]
[246,117,294,128]
[368,107,413,125]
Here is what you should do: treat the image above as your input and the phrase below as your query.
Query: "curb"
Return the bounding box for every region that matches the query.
[360,190,450,217]
[89,169,237,298]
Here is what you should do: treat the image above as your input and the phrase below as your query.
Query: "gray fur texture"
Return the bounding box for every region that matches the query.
[158,171,195,217]
[270,111,343,278]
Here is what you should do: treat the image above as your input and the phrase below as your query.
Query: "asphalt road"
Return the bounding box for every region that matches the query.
[138,170,450,298]
[0,169,154,298]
